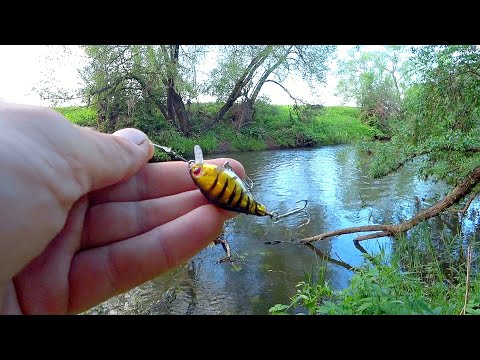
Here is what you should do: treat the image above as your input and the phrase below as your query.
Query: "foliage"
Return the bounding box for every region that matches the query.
[270,225,480,315]
[77,45,209,135]
[365,45,480,185]
[208,45,336,104]
[55,106,97,127]
[336,46,413,133]
[203,45,336,130]
[58,104,375,160]
[36,45,336,137]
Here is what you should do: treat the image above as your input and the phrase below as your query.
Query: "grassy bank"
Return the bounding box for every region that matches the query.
[56,103,375,160]
[269,223,480,315]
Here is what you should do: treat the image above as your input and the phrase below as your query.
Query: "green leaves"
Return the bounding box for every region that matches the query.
[268,304,290,315]
[207,45,336,104]
[335,46,413,134]
[270,237,480,315]
[361,45,480,185]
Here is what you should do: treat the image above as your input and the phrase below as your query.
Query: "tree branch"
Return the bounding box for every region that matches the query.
[303,243,356,271]
[267,165,480,246]
[250,46,293,103]
[265,79,304,104]
[447,191,478,213]
[209,46,273,128]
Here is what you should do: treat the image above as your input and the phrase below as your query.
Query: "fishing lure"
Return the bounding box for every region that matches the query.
[153,143,309,224]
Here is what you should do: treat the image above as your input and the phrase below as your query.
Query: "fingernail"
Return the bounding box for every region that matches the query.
[113,128,148,146]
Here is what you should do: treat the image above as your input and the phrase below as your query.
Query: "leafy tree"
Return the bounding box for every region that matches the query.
[290,45,480,250]
[81,45,208,135]
[336,46,413,133]
[206,45,336,130]
[36,45,336,136]
[371,45,480,185]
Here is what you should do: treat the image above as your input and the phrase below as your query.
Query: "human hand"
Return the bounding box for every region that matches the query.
[0,102,244,314]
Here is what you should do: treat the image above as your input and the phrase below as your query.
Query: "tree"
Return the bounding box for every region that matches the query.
[335,46,413,133]
[206,45,336,130]
[81,45,208,135]
[36,45,335,136]
[371,45,480,185]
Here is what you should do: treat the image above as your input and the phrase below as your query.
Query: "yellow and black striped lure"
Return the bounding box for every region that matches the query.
[152,143,308,223]
[190,160,270,217]
[189,145,307,222]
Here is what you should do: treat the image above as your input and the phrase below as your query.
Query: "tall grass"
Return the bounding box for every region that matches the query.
[55,106,97,127]
[270,223,480,315]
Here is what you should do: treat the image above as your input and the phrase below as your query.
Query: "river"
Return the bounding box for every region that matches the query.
[86,144,480,315]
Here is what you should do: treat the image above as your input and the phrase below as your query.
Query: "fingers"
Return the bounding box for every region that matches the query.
[89,158,246,205]
[84,190,211,248]
[68,204,236,314]
[73,127,154,193]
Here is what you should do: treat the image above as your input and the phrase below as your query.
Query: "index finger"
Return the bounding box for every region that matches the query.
[89,158,245,205]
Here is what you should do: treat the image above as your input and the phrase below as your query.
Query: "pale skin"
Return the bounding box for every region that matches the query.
[0,102,244,314]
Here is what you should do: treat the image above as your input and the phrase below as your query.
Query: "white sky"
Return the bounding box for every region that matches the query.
[0,45,366,107]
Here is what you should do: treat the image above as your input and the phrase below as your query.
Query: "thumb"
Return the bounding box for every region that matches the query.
[76,127,154,193]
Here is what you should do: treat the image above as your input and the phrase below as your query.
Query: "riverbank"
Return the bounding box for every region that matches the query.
[56,104,376,161]
[270,222,480,315]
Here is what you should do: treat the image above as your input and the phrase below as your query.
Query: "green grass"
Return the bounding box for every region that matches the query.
[55,106,97,127]
[270,224,480,315]
[56,103,376,160]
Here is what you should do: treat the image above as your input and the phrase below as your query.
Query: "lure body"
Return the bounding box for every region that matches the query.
[190,162,272,218]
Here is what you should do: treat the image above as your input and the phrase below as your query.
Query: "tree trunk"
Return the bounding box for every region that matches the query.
[166,82,176,121]
[210,46,273,127]
[171,89,190,136]
[162,45,191,135]
[234,100,254,130]
[230,47,293,131]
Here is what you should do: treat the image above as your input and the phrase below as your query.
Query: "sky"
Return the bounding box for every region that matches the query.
[0,45,364,107]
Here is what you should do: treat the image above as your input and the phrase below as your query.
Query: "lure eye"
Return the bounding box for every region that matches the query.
[193,167,201,177]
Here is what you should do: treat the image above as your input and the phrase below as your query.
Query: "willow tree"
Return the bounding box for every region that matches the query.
[206,45,336,130]
[79,45,207,135]
[335,45,413,133]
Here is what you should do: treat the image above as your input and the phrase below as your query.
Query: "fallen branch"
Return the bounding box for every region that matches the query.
[271,165,480,246]
[381,150,429,177]
[377,147,480,178]
[298,225,394,244]
[303,243,355,271]
[448,191,478,214]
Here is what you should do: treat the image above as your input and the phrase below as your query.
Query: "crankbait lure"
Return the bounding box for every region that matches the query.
[153,143,309,225]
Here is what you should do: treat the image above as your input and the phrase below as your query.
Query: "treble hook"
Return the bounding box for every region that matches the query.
[270,200,310,227]
[152,143,190,163]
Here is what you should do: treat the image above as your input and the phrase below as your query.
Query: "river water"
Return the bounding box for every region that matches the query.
[86,144,480,315]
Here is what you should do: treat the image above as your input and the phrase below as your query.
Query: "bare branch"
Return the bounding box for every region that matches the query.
[303,243,356,271]
[448,191,478,213]
[298,225,394,244]
[265,79,304,105]
[266,165,480,246]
